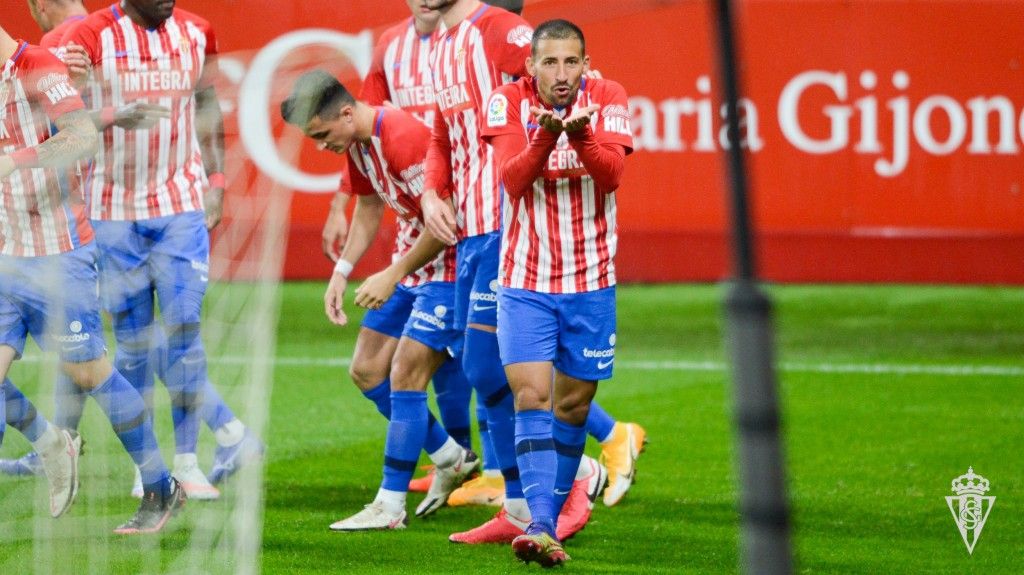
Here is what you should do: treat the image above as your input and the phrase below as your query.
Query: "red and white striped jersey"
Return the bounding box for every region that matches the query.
[348,107,456,287]
[361,17,441,129]
[61,4,216,221]
[425,4,532,239]
[336,17,440,202]
[0,41,93,257]
[482,77,634,293]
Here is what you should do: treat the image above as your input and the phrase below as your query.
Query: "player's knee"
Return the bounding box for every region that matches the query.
[388,358,431,392]
[513,383,550,412]
[349,354,389,391]
[553,399,590,427]
[61,357,113,390]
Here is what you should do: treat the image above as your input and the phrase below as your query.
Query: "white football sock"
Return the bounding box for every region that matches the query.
[375,487,407,514]
[483,468,503,479]
[173,453,198,470]
[428,437,462,469]
[214,418,245,447]
[575,455,597,480]
[504,497,531,529]
[32,422,62,453]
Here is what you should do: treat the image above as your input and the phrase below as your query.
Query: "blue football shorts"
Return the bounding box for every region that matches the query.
[91,211,209,324]
[0,243,107,363]
[361,283,417,339]
[400,281,460,353]
[496,285,617,382]
[453,231,500,333]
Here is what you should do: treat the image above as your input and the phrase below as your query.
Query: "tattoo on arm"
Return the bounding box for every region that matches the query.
[195,86,225,175]
[35,109,99,169]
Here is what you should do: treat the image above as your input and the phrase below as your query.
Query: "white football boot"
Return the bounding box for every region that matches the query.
[329,501,408,531]
[173,454,221,500]
[39,429,83,518]
[415,448,480,517]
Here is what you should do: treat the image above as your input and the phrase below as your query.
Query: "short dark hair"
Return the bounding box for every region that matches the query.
[280,70,355,128]
[531,19,585,56]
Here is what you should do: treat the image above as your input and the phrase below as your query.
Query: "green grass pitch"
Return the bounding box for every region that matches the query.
[1,282,1021,573]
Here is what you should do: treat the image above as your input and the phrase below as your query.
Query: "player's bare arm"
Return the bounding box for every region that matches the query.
[422,107,458,244]
[324,194,384,325]
[196,81,227,230]
[90,102,172,131]
[322,191,351,262]
[353,226,446,311]
[0,109,98,179]
[419,189,458,246]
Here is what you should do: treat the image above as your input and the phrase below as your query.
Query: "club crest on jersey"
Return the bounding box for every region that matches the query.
[507,25,533,48]
[487,94,508,127]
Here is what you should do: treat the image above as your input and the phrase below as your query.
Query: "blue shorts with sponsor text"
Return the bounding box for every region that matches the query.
[361,282,461,353]
[361,284,417,339]
[496,285,617,382]
[0,243,108,363]
[91,211,209,325]
[400,282,461,352]
[453,231,501,334]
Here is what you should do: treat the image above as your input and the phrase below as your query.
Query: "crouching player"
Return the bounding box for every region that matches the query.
[281,71,479,530]
[0,31,184,533]
[480,20,634,566]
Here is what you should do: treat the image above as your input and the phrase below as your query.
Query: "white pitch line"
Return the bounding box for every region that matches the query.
[16,354,1024,377]
[264,356,1024,378]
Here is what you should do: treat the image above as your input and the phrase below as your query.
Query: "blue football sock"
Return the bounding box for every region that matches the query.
[52,373,87,431]
[552,417,587,516]
[3,378,47,443]
[463,327,522,498]
[197,378,236,432]
[515,409,557,537]
[433,357,472,449]
[381,391,428,492]
[0,379,5,445]
[88,370,169,490]
[163,322,206,454]
[362,379,392,418]
[363,379,448,453]
[477,401,499,471]
[586,401,616,443]
[110,304,157,416]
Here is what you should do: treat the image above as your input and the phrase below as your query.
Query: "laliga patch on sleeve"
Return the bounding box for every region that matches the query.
[506,25,533,48]
[487,94,509,127]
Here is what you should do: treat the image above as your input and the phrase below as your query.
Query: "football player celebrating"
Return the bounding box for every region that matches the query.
[0,28,185,533]
[56,0,264,498]
[480,19,634,566]
[320,0,483,502]
[282,70,479,530]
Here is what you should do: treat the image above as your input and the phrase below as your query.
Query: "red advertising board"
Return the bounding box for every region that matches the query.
[6,1,1023,283]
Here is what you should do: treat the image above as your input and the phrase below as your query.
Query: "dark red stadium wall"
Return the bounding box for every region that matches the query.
[8,1,1023,284]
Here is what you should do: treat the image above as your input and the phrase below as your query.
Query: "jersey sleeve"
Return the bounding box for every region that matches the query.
[58,17,101,64]
[358,34,391,105]
[593,80,634,154]
[23,48,86,121]
[483,12,532,78]
[197,19,219,90]
[346,152,376,197]
[480,84,524,141]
